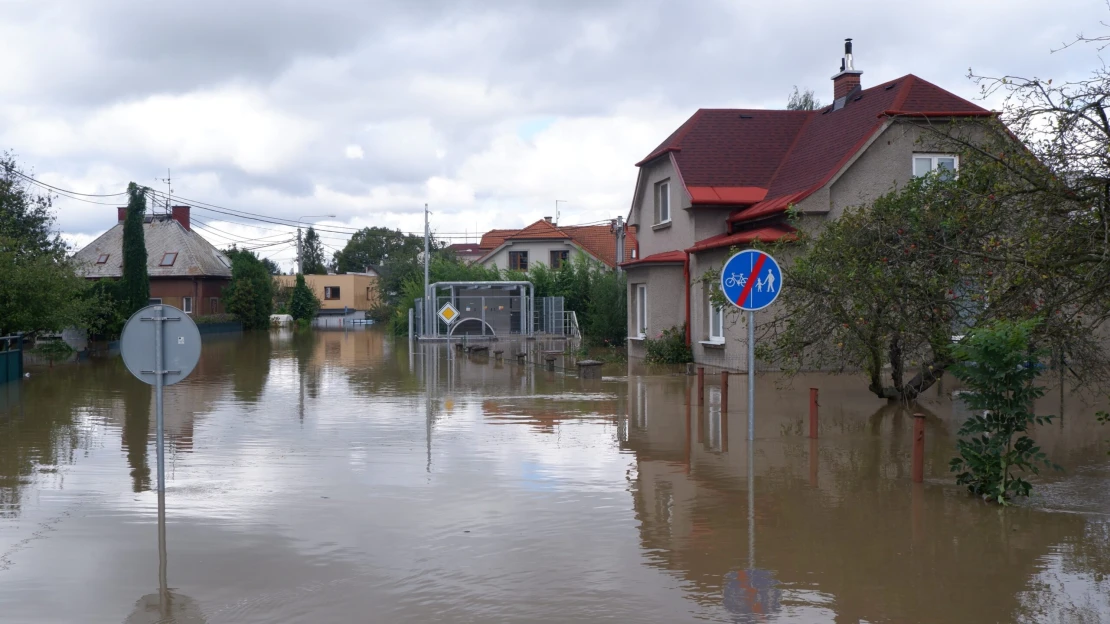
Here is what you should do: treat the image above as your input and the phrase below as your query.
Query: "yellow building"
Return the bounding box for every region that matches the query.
[275,272,381,313]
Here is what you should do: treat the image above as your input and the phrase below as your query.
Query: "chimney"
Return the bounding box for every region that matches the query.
[171,205,191,231]
[831,38,863,102]
[543,216,553,223]
[118,207,128,223]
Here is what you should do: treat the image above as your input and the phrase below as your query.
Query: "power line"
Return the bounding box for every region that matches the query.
[9,170,128,197]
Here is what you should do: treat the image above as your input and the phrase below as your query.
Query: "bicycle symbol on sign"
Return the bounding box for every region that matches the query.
[724,273,748,288]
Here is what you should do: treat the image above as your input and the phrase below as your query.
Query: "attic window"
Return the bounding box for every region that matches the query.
[96,254,110,264]
[159,252,178,267]
[885,83,898,90]
[738,114,753,119]
[853,95,863,101]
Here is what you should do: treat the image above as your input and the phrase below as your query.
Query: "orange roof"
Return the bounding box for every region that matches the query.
[620,250,686,268]
[476,219,639,268]
[479,229,519,249]
[685,224,798,253]
[506,219,569,240]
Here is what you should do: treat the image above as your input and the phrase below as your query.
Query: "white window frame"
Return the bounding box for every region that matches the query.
[636,284,647,338]
[912,153,959,178]
[708,301,725,343]
[182,297,193,314]
[655,180,671,224]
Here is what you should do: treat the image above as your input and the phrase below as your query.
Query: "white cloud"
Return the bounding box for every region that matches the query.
[344,144,365,159]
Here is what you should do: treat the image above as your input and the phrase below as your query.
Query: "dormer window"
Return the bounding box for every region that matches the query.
[159,252,178,267]
[913,154,958,179]
[96,254,110,264]
[654,180,671,225]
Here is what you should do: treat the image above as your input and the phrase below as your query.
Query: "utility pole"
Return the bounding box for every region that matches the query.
[156,169,172,215]
[424,203,431,336]
[614,215,625,273]
[296,227,303,274]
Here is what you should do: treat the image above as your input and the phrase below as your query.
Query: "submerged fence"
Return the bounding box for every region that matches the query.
[414,296,570,338]
[0,335,24,384]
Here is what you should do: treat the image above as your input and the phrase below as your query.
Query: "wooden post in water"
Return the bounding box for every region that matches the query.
[809,388,819,439]
[912,413,926,483]
[697,367,705,407]
[720,371,729,414]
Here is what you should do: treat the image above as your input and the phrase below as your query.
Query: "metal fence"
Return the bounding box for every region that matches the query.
[0,335,24,384]
[415,296,571,338]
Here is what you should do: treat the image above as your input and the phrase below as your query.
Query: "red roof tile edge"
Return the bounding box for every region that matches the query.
[685,225,798,253]
[620,250,686,268]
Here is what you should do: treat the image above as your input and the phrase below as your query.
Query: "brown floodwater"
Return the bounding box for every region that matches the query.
[1,329,1109,623]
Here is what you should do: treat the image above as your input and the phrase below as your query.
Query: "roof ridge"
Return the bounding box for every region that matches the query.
[890,73,916,111]
[761,109,819,196]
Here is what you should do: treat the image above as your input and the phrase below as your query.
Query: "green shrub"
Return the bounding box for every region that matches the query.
[288,274,320,322]
[644,324,693,364]
[948,319,1058,504]
[223,248,275,330]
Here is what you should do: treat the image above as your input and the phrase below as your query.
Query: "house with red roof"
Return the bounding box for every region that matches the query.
[475,217,638,271]
[623,40,993,367]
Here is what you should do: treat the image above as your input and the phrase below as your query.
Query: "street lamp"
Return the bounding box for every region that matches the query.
[296,214,336,274]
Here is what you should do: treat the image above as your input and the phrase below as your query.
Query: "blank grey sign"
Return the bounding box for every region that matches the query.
[120,305,202,386]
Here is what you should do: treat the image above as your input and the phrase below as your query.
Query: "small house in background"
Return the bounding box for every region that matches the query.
[445,243,484,264]
[475,217,638,271]
[73,206,232,316]
[274,270,381,324]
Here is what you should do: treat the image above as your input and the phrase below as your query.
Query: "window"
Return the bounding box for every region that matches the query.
[655,180,671,224]
[182,297,193,314]
[709,297,725,343]
[324,286,341,300]
[366,287,374,301]
[148,298,162,305]
[550,250,569,269]
[159,252,178,267]
[635,284,647,338]
[96,254,110,264]
[210,297,219,314]
[509,251,528,271]
[913,154,958,178]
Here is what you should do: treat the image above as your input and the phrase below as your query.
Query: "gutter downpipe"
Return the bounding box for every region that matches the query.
[684,251,692,346]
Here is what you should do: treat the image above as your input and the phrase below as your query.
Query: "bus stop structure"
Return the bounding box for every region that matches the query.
[415,281,571,341]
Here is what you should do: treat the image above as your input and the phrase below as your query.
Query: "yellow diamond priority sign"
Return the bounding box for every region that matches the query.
[438,302,460,324]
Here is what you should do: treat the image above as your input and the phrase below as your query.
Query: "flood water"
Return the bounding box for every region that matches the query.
[2,329,1110,623]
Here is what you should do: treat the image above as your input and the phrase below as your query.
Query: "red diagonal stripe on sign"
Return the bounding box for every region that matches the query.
[734,253,767,307]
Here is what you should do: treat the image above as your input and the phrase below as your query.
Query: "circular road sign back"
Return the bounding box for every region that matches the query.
[720,250,783,311]
[120,305,202,386]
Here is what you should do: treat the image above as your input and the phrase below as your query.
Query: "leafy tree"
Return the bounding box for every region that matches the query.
[288,273,320,321]
[120,183,150,316]
[261,257,282,276]
[949,319,1058,503]
[583,267,627,347]
[80,280,126,339]
[787,86,822,111]
[300,227,327,275]
[333,226,423,274]
[0,154,89,336]
[223,248,275,330]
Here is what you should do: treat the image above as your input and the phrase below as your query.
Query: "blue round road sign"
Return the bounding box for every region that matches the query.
[720,250,782,311]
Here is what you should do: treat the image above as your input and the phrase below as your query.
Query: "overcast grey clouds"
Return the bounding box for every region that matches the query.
[0,0,1103,268]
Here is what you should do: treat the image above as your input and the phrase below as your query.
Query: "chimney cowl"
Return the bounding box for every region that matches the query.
[831,37,863,102]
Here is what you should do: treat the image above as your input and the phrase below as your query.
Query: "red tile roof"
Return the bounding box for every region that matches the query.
[620,250,686,268]
[476,219,640,268]
[638,74,990,226]
[505,219,569,240]
[447,243,483,254]
[685,224,799,253]
[479,229,519,249]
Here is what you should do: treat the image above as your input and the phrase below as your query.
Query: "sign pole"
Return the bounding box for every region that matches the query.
[154,306,166,493]
[748,310,755,442]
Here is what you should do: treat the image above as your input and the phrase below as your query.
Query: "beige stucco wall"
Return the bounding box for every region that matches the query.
[628,156,696,259]
[275,274,380,311]
[479,239,596,271]
[625,263,686,359]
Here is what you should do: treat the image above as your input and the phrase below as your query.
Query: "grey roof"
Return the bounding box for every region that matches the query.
[73,215,232,279]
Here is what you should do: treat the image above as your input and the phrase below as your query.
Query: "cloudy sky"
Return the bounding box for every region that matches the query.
[2,0,1103,270]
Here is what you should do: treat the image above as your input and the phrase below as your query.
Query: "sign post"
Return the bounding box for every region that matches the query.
[720,250,783,441]
[121,305,202,493]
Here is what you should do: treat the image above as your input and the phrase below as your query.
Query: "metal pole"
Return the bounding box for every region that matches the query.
[408,307,414,344]
[296,227,302,274]
[154,305,166,493]
[424,203,430,336]
[747,310,755,441]
[157,488,168,610]
[747,440,755,571]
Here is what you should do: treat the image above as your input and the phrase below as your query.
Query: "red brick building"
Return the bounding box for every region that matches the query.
[73,206,233,317]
